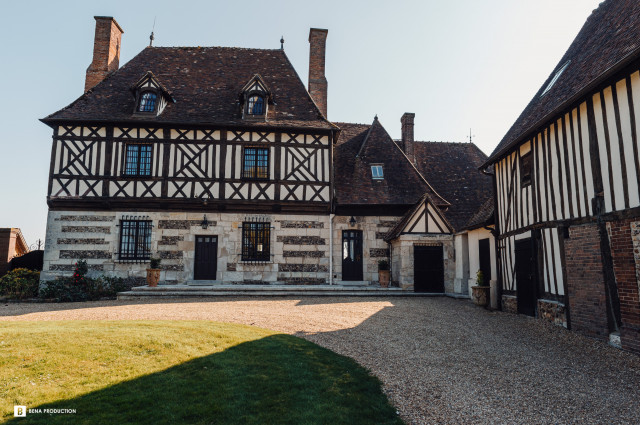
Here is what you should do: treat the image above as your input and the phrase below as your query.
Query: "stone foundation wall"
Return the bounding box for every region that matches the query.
[390,234,455,292]
[537,299,567,328]
[42,210,330,285]
[502,295,517,314]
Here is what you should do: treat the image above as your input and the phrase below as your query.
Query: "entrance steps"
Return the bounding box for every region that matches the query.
[117,284,451,299]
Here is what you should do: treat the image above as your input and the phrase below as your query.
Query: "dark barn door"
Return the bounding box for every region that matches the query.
[194,235,218,280]
[342,230,363,281]
[414,245,444,293]
[478,238,492,282]
[515,238,536,316]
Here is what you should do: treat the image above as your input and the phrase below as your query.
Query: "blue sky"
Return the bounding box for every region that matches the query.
[0,0,602,245]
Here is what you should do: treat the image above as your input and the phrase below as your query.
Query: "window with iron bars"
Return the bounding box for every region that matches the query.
[242,147,269,179]
[124,144,152,176]
[241,222,271,262]
[118,219,152,261]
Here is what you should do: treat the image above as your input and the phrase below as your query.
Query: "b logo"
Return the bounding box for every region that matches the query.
[14,406,26,417]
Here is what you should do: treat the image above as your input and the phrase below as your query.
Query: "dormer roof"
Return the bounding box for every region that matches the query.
[130,71,174,102]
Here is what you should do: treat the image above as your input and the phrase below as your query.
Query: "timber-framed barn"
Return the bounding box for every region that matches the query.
[482,0,640,353]
[40,17,493,295]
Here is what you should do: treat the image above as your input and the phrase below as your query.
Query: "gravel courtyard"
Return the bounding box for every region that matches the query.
[2,297,639,424]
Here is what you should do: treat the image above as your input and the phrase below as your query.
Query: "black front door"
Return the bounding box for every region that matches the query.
[479,238,492,282]
[515,238,536,316]
[342,230,363,281]
[194,235,218,280]
[414,245,444,293]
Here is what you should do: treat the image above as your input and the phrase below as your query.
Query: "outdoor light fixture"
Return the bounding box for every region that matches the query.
[201,215,209,229]
[349,216,356,227]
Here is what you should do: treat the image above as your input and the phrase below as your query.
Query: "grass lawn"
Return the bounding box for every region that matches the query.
[0,321,403,424]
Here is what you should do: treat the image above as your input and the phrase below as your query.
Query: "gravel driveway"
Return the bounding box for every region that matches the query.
[2,297,639,424]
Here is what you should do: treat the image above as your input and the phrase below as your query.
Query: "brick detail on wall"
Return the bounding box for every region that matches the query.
[565,223,609,340]
[281,277,326,285]
[57,215,115,222]
[57,238,108,245]
[369,248,389,258]
[158,251,183,259]
[158,236,184,246]
[610,219,640,354]
[278,263,328,273]
[59,250,111,259]
[276,236,325,245]
[49,264,104,271]
[158,220,215,230]
[279,221,324,229]
[282,251,324,258]
[61,226,110,234]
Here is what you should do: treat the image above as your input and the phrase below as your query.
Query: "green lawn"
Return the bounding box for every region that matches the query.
[0,321,403,425]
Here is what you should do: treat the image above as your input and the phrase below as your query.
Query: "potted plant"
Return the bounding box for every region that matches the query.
[378,260,390,288]
[146,257,162,287]
[471,270,490,307]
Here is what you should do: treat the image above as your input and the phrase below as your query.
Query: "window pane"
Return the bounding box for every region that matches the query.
[140,145,152,175]
[139,92,157,112]
[119,220,152,260]
[125,145,140,175]
[247,95,264,115]
[242,222,270,261]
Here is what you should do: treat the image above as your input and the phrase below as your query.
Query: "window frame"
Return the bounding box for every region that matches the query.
[241,221,271,262]
[520,151,533,187]
[371,164,384,180]
[118,219,153,262]
[246,94,265,116]
[242,146,270,180]
[122,143,153,177]
[133,89,160,115]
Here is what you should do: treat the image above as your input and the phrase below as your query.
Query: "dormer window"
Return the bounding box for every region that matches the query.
[371,165,384,180]
[247,95,265,115]
[130,71,174,117]
[138,91,157,113]
[241,74,271,121]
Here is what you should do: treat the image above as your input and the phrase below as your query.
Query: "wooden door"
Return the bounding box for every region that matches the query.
[414,245,444,293]
[478,238,492,282]
[194,235,218,280]
[515,238,536,316]
[342,230,363,281]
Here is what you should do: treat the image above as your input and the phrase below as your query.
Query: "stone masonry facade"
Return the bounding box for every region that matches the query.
[564,223,609,340]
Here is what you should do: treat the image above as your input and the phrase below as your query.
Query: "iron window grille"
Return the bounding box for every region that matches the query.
[124,144,152,176]
[242,147,269,179]
[520,152,532,187]
[241,221,271,262]
[118,219,152,262]
[138,91,157,112]
[371,165,384,179]
[247,95,265,115]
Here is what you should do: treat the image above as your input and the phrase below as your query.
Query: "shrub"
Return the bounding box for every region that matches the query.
[0,268,41,299]
[476,270,485,286]
[378,260,389,271]
[149,257,162,269]
[40,274,138,302]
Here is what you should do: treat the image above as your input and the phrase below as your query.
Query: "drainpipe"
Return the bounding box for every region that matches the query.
[329,213,335,285]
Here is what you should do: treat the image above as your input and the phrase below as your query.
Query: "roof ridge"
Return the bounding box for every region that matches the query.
[148,46,282,51]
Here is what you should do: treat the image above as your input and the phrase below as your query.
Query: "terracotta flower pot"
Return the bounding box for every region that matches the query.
[471,286,490,307]
[378,270,390,288]
[146,269,161,287]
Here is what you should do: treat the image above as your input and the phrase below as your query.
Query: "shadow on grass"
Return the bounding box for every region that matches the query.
[5,334,402,425]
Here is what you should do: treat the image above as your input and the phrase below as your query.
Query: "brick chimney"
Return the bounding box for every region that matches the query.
[308,28,328,118]
[401,113,415,159]
[85,16,124,92]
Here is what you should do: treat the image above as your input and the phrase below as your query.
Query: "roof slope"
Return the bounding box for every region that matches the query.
[412,142,493,230]
[43,47,334,130]
[462,197,494,231]
[487,0,640,164]
[333,119,441,206]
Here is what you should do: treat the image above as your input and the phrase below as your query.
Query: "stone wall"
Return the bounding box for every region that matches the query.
[390,234,455,292]
[42,210,330,285]
[564,223,609,340]
[502,295,517,314]
[537,299,567,328]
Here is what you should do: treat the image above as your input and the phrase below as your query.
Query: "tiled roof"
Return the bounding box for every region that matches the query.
[412,142,493,230]
[333,118,444,207]
[43,47,335,130]
[462,197,494,231]
[486,0,640,165]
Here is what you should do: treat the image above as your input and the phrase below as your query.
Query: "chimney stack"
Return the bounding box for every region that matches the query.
[401,113,415,159]
[85,16,124,92]
[308,28,328,118]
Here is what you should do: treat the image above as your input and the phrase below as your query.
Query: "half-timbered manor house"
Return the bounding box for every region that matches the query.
[40,16,493,294]
[482,0,640,353]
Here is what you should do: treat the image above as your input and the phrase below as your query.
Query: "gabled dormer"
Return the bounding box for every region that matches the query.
[240,74,272,121]
[130,71,174,117]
